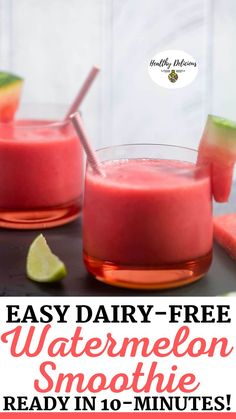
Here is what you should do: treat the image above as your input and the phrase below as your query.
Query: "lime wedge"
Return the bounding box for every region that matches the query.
[26,234,67,282]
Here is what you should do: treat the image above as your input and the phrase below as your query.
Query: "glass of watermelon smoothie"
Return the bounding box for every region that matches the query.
[0,104,83,229]
[83,144,213,289]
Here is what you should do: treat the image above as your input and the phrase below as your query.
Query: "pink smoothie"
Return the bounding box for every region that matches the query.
[0,120,83,209]
[83,159,213,265]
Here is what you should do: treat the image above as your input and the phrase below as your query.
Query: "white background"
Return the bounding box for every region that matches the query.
[0,296,235,413]
[0,0,235,149]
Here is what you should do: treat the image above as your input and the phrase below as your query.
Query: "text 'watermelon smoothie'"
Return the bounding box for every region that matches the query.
[0,113,83,229]
[83,144,213,289]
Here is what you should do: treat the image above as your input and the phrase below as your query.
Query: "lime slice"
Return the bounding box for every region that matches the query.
[26,234,67,282]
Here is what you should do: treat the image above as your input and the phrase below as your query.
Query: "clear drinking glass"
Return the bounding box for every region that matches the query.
[0,104,83,229]
[83,144,213,289]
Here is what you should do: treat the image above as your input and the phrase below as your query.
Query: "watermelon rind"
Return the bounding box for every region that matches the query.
[0,71,23,122]
[0,72,23,89]
[203,115,236,154]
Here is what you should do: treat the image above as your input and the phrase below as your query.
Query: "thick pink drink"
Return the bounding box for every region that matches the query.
[83,145,213,289]
[0,119,83,228]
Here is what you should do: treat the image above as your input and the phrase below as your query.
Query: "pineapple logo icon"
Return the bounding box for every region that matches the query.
[168,70,178,83]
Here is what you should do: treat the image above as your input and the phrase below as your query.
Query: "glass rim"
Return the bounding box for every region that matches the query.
[0,103,80,129]
[95,143,197,153]
[0,119,71,129]
[89,143,209,174]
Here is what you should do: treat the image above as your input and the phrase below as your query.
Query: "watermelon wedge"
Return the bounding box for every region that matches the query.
[198,115,236,203]
[0,72,23,122]
[214,214,236,260]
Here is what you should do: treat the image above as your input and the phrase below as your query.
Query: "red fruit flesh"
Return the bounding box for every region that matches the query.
[212,162,234,202]
[214,214,236,259]
[198,140,234,203]
[0,87,22,123]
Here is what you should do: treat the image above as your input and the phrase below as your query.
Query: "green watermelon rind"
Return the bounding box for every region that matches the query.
[0,72,23,89]
[204,115,236,152]
[210,114,236,130]
[0,72,23,122]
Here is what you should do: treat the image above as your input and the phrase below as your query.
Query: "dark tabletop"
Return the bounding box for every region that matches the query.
[1,190,236,297]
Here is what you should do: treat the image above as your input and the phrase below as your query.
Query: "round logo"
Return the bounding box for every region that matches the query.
[148,50,198,89]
